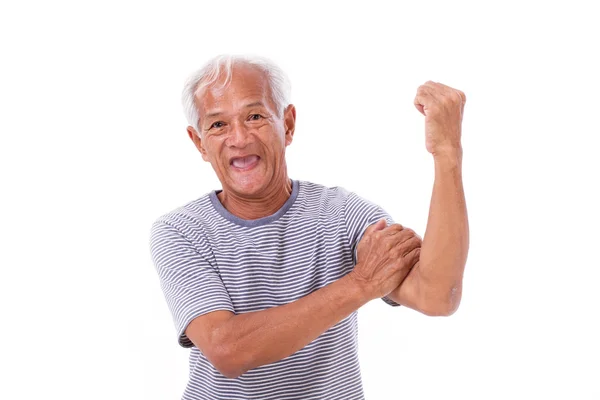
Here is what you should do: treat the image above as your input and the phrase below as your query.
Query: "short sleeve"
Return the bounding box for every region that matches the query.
[343,192,401,307]
[149,221,235,347]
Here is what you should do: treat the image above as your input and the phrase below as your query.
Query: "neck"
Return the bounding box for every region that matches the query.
[218,176,293,220]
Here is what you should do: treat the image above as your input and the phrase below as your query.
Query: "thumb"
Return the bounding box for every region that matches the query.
[414,95,426,116]
[366,218,387,235]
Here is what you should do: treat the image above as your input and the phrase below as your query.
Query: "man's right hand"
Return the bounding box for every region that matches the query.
[184,218,421,378]
[350,219,421,300]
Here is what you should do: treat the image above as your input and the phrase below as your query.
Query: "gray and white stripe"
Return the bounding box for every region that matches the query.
[149,180,399,400]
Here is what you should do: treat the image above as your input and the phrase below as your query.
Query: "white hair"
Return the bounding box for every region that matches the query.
[182,54,292,134]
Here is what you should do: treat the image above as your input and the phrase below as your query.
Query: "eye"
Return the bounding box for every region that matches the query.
[248,114,262,121]
[210,121,225,129]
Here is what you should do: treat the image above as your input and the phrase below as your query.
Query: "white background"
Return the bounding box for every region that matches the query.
[1,1,599,399]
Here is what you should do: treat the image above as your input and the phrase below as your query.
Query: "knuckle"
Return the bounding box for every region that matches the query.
[442,93,453,103]
[453,91,463,104]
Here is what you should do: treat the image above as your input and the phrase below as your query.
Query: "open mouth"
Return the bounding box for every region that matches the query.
[230,155,261,170]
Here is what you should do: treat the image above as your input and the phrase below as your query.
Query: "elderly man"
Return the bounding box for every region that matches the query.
[149,54,469,400]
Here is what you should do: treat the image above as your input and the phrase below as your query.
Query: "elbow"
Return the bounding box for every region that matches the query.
[186,315,250,379]
[218,368,244,380]
[207,349,246,379]
[420,285,462,317]
[421,301,460,317]
[208,339,249,379]
[210,350,246,379]
[213,360,243,379]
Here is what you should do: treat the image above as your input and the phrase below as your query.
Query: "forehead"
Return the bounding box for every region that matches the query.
[194,65,275,116]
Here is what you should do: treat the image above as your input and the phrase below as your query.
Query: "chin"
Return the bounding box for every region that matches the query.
[227,175,272,198]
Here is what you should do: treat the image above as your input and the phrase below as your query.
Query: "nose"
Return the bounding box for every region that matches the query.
[225,121,252,148]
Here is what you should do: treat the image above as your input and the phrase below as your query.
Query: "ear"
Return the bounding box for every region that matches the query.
[283,104,296,147]
[187,126,209,162]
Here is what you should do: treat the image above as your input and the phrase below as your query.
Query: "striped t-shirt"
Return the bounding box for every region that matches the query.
[149,179,400,400]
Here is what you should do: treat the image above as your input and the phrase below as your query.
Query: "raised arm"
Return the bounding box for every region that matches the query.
[386,81,470,316]
[185,220,420,378]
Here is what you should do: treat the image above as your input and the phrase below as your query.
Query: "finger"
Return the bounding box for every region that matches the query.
[416,84,435,97]
[397,236,422,256]
[414,100,425,115]
[424,81,454,99]
[422,83,457,102]
[425,81,455,97]
[414,86,436,115]
[364,218,387,236]
[426,81,450,90]
[457,90,466,104]
[405,246,421,267]
[389,227,417,242]
[426,82,466,104]
[434,82,463,100]
[380,223,404,236]
[414,93,429,115]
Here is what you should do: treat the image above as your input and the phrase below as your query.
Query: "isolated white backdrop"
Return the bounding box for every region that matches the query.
[1,1,598,399]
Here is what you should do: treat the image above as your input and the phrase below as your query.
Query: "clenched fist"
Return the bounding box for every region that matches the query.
[414,81,466,156]
[349,219,422,301]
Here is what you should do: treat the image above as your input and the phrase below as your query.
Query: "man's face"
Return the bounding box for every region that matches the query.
[188,65,296,198]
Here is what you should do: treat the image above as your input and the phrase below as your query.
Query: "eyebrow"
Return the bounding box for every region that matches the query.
[204,102,267,119]
[205,111,223,119]
[243,101,266,109]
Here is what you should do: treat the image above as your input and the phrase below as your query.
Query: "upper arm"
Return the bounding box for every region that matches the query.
[342,191,401,307]
[149,221,235,348]
[344,191,394,260]
[385,262,424,312]
[340,190,456,315]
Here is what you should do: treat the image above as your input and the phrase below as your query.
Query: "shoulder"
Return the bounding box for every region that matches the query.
[296,180,387,219]
[297,180,353,207]
[300,181,383,211]
[150,192,216,244]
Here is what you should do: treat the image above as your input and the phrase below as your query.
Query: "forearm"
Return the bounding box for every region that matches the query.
[214,273,369,377]
[419,149,469,311]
